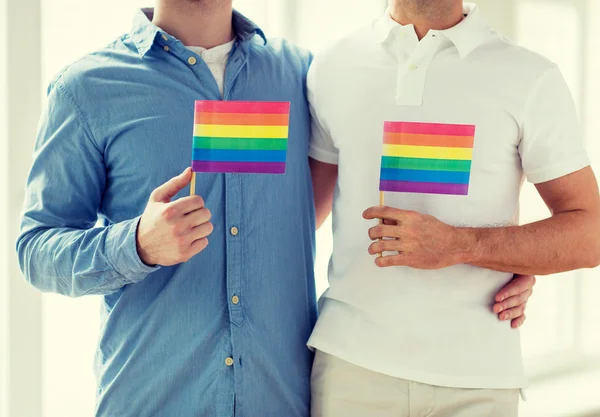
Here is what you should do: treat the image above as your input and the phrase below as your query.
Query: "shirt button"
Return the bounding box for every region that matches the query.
[225,357,234,367]
[188,56,197,65]
[232,295,240,305]
[230,226,239,236]
[162,34,169,41]
[163,45,170,52]
[408,64,418,70]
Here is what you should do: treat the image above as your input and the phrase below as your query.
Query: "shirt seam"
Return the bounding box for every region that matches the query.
[54,78,103,154]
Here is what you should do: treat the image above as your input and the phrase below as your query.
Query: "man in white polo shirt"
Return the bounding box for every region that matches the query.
[307,1,600,416]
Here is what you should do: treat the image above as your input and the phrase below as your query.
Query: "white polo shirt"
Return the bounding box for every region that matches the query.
[307,3,590,389]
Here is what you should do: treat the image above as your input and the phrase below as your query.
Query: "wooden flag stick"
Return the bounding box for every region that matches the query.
[378,191,384,258]
[190,171,197,196]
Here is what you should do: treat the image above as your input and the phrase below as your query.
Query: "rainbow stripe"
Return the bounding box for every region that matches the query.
[379,122,475,195]
[192,101,290,174]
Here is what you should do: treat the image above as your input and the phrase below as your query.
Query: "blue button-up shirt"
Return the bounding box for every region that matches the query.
[17,10,317,417]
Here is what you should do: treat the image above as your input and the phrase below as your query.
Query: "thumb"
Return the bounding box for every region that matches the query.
[151,168,192,203]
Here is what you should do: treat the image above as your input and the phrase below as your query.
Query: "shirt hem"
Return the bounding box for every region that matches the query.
[308,146,339,165]
[307,339,528,390]
[527,153,590,184]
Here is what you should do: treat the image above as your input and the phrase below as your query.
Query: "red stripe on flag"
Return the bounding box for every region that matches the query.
[195,101,290,115]
[384,122,475,137]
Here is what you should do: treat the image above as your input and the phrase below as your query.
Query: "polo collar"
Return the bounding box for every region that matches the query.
[131,8,267,58]
[372,2,491,58]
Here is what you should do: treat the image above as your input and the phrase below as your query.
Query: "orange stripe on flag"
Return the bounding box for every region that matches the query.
[383,132,474,148]
[195,112,290,126]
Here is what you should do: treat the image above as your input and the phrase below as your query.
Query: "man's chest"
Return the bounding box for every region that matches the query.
[87,67,311,220]
[325,65,526,226]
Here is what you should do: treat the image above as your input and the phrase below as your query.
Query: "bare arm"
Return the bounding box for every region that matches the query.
[310,157,338,229]
[464,167,600,274]
[365,167,600,275]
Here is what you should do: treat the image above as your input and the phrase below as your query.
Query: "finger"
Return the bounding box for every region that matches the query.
[363,206,411,222]
[368,224,403,240]
[498,304,526,322]
[184,237,209,260]
[374,253,410,268]
[170,195,205,215]
[151,168,192,203]
[368,239,403,255]
[493,289,532,313]
[190,221,214,241]
[512,314,526,329]
[183,208,212,229]
[495,274,536,302]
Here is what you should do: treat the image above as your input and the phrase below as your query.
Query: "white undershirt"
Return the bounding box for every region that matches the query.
[186,38,236,97]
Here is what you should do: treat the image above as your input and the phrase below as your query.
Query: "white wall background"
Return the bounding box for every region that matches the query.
[2,1,600,417]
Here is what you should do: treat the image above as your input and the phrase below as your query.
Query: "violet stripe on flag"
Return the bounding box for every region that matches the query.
[379,121,476,196]
[192,100,291,174]
[192,161,286,174]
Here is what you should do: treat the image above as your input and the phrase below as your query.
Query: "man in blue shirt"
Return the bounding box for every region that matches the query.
[17,2,316,416]
[17,1,532,416]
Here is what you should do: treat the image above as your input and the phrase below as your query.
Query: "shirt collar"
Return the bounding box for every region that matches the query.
[131,8,267,58]
[372,2,491,58]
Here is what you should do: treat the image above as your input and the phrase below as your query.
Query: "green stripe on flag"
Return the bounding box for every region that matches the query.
[381,156,471,172]
[193,137,288,151]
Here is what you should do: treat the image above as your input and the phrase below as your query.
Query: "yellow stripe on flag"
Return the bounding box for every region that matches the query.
[383,144,473,160]
[194,124,289,138]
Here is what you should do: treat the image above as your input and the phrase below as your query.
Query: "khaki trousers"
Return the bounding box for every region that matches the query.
[311,351,519,417]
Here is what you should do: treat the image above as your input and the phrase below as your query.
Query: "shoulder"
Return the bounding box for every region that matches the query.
[475,31,559,81]
[48,35,134,101]
[249,36,313,74]
[308,22,374,89]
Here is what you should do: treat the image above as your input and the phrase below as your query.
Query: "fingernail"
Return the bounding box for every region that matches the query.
[501,313,508,320]
[498,296,505,302]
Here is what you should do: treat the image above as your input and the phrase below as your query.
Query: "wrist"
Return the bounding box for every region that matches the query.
[452,227,479,265]
[135,220,156,267]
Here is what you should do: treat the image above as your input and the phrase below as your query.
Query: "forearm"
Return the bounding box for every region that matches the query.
[17,217,158,297]
[315,198,333,230]
[459,210,600,275]
[309,158,337,230]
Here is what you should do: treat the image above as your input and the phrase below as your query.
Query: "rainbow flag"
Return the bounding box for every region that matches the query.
[192,100,290,174]
[379,122,475,195]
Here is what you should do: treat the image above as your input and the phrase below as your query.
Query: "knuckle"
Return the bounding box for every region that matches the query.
[176,236,188,251]
[406,210,418,218]
[170,223,184,237]
[192,196,205,208]
[369,243,379,254]
[161,206,177,220]
[368,228,377,240]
